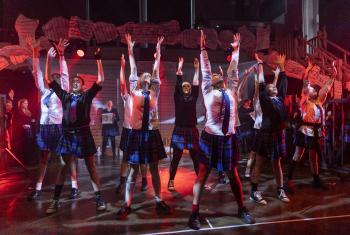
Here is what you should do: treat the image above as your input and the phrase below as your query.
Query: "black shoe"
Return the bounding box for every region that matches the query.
[96,197,107,211]
[156,201,171,215]
[141,179,148,192]
[188,212,200,230]
[116,204,131,219]
[27,190,41,201]
[313,178,329,190]
[46,199,60,214]
[115,183,125,194]
[238,207,255,224]
[69,188,79,199]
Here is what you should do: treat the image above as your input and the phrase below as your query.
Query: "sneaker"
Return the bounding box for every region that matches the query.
[96,197,107,211]
[313,178,329,190]
[69,188,79,199]
[238,207,255,224]
[116,204,131,219]
[115,183,125,194]
[156,201,171,215]
[168,180,175,191]
[46,199,60,214]
[277,188,290,203]
[284,180,295,195]
[141,179,148,192]
[250,191,267,205]
[27,190,41,201]
[188,212,200,230]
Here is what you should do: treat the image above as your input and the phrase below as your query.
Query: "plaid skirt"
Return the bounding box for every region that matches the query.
[199,130,239,171]
[171,126,199,151]
[57,127,97,158]
[254,129,286,159]
[295,131,323,149]
[125,129,167,164]
[37,124,62,151]
[102,125,120,137]
[119,127,132,152]
[237,128,255,153]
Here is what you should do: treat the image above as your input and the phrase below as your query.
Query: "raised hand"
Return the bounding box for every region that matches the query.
[53,38,69,56]
[193,58,199,70]
[176,57,184,76]
[47,47,57,58]
[121,53,126,68]
[276,54,286,66]
[272,66,281,77]
[8,89,14,100]
[200,30,206,50]
[231,33,241,52]
[125,33,135,52]
[94,48,101,60]
[254,53,263,64]
[305,58,313,74]
[156,36,164,52]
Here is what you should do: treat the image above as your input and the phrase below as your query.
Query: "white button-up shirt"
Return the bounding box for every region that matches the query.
[33,57,69,125]
[201,50,238,136]
[129,74,160,130]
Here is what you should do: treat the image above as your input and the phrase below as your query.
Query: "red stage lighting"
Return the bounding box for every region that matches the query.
[77,49,85,57]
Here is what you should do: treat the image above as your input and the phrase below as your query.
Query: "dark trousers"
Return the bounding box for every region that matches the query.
[102,135,116,156]
[169,147,199,180]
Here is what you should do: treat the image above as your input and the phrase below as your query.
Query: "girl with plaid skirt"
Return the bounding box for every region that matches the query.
[168,57,200,191]
[45,47,106,214]
[116,34,170,219]
[286,61,337,192]
[188,31,254,231]
[249,53,290,205]
[26,38,79,201]
[115,53,148,194]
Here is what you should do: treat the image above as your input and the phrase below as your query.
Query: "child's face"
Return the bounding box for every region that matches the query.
[72,77,83,93]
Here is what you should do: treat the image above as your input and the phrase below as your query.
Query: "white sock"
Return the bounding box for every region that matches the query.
[35,182,42,191]
[71,180,78,189]
[91,180,99,192]
[155,196,162,203]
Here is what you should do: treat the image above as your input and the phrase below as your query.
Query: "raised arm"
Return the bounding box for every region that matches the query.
[120,53,128,100]
[94,48,104,85]
[227,33,240,92]
[54,38,70,91]
[276,54,287,100]
[175,57,184,97]
[125,34,138,94]
[272,66,280,87]
[192,57,200,99]
[27,36,45,94]
[45,47,57,85]
[200,30,212,96]
[193,57,199,86]
[152,36,164,80]
[125,33,137,78]
[318,61,337,104]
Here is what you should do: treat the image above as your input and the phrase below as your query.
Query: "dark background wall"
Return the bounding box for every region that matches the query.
[319,0,350,51]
